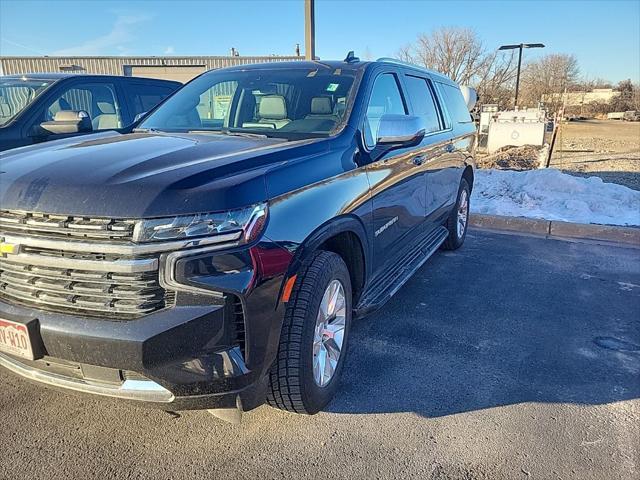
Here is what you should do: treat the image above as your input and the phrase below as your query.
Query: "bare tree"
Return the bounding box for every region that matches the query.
[519,54,580,111]
[396,27,517,108]
[398,27,489,83]
[578,77,613,90]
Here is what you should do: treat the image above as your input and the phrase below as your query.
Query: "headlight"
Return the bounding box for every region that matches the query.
[132,203,268,243]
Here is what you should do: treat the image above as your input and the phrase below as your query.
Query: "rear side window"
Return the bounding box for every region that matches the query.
[364,73,407,147]
[403,75,441,133]
[126,83,176,117]
[440,83,473,124]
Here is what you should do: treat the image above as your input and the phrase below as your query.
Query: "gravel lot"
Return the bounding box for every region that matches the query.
[1,230,638,480]
[550,119,640,190]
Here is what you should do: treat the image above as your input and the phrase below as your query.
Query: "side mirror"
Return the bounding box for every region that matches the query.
[370,114,426,160]
[40,110,93,135]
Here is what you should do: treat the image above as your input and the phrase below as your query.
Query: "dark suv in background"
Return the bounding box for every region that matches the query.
[0,74,181,151]
[0,56,476,421]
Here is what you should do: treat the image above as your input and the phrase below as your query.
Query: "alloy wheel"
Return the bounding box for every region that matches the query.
[457,189,469,238]
[312,279,346,387]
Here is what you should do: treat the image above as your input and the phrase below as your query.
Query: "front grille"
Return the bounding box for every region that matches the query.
[0,210,136,241]
[0,257,173,318]
[0,209,174,319]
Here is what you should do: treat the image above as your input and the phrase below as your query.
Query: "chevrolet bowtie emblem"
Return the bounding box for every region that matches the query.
[0,240,18,255]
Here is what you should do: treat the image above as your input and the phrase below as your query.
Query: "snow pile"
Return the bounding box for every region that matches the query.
[471,169,640,226]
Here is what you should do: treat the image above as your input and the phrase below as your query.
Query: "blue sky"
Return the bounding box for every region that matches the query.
[1,0,638,82]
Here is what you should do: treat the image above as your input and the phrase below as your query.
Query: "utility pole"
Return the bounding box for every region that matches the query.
[499,43,545,108]
[305,0,315,60]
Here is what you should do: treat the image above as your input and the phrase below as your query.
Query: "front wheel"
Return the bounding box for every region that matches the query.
[267,251,352,414]
[442,178,470,250]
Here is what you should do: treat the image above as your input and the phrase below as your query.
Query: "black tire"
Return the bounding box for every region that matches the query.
[267,251,352,414]
[442,178,470,250]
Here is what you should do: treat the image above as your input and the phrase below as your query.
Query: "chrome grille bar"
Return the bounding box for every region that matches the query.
[0,211,135,240]
[3,251,158,273]
[0,231,241,255]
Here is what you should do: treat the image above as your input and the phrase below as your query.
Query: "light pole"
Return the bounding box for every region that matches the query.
[305,0,316,60]
[499,43,545,108]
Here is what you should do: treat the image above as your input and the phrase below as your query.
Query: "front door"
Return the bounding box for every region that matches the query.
[31,80,124,144]
[363,72,427,278]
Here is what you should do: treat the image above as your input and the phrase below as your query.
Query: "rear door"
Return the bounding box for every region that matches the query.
[402,73,458,224]
[363,71,428,276]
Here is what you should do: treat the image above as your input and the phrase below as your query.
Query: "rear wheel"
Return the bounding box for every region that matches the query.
[442,178,470,250]
[267,251,352,414]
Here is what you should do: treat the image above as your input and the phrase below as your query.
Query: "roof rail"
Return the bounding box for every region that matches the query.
[376,57,453,82]
[376,57,420,68]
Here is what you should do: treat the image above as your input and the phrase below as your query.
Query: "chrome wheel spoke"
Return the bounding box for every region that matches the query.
[332,327,345,349]
[324,349,335,381]
[314,346,326,385]
[324,336,341,360]
[327,282,341,316]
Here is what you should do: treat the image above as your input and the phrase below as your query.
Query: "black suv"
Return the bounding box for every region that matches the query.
[0,74,181,151]
[0,58,475,420]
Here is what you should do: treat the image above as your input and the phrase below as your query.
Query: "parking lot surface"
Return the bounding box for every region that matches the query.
[1,230,638,480]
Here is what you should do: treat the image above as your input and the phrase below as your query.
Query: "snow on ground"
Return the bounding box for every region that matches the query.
[471,169,640,226]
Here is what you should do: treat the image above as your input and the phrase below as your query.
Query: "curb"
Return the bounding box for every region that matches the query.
[469,214,640,246]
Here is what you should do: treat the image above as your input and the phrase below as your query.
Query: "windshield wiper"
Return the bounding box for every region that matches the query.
[188,129,269,139]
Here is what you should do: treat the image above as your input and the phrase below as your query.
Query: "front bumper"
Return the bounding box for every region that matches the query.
[0,351,175,403]
[0,242,292,411]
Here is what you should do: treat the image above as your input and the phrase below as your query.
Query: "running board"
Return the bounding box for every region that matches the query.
[355,226,449,318]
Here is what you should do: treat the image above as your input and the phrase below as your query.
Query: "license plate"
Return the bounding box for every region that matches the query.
[0,318,35,360]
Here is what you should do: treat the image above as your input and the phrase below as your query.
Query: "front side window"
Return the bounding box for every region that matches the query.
[404,75,442,133]
[364,73,407,147]
[140,68,358,139]
[0,79,52,126]
[45,82,122,130]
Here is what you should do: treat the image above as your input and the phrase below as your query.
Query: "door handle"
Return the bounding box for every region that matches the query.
[445,143,455,153]
[412,155,426,166]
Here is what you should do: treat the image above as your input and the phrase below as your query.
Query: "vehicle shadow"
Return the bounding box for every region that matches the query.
[327,231,640,418]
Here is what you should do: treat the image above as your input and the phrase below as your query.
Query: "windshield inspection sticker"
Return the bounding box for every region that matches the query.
[326,83,339,92]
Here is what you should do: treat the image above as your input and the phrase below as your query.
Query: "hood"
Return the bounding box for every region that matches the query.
[0,131,325,218]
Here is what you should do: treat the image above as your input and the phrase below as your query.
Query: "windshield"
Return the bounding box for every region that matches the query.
[139,67,357,139]
[0,78,52,126]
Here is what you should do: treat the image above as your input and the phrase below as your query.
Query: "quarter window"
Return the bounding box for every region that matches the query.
[364,73,406,147]
[439,83,473,124]
[404,75,442,133]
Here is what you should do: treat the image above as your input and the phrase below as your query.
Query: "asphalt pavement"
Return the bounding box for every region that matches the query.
[1,230,638,480]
